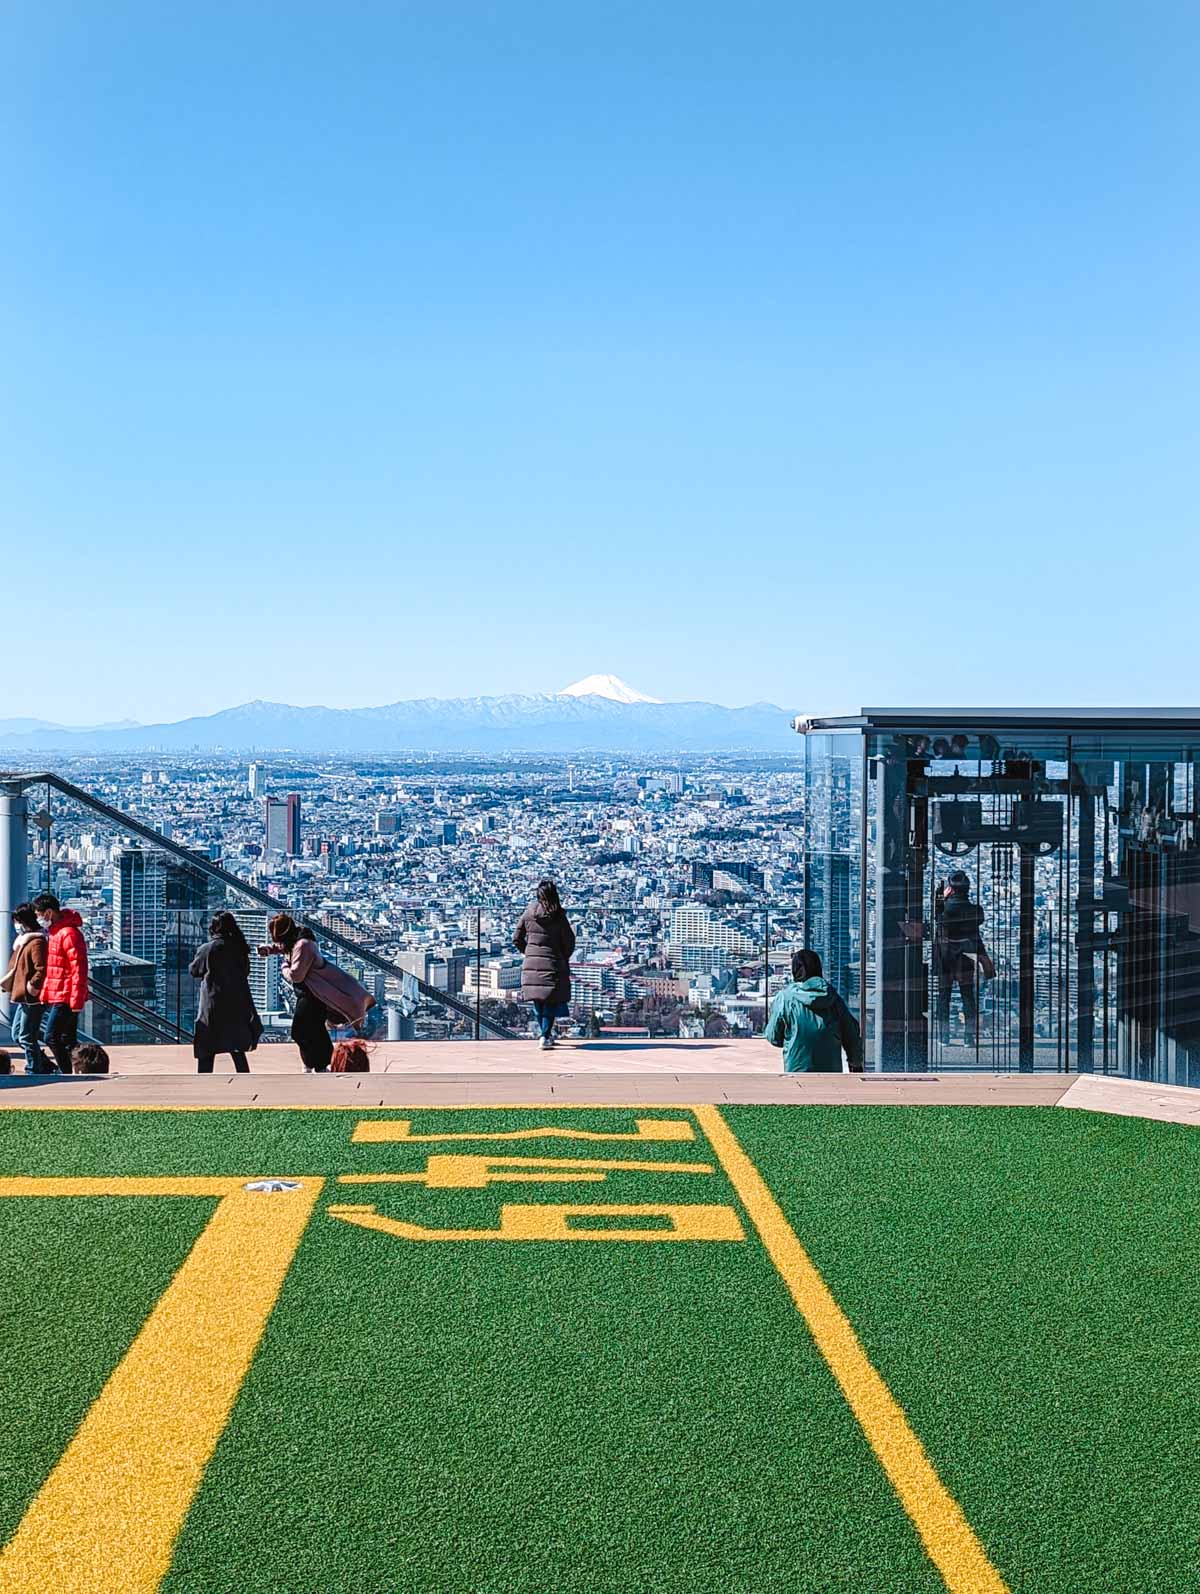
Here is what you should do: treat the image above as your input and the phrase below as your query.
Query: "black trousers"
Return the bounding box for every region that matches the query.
[937,953,978,1036]
[43,1005,79,1073]
[292,989,333,1072]
[196,1051,250,1074]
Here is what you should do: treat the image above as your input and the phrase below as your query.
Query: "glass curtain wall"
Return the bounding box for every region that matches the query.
[803,733,864,1025]
[856,720,1200,1080]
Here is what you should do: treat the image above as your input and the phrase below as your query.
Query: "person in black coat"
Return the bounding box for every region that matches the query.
[190,912,264,1073]
[513,879,576,1049]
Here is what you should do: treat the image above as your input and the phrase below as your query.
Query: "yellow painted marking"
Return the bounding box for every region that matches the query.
[352,1116,695,1144]
[0,1176,250,1198]
[0,1101,718,1113]
[693,1105,1008,1594]
[339,1154,713,1189]
[328,1200,745,1242]
[0,1175,322,1594]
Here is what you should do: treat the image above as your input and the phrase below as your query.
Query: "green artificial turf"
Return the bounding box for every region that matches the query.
[0,1108,941,1594]
[728,1105,1200,1593]
[5,1103,1200,1592]
[0,1196,212,1545]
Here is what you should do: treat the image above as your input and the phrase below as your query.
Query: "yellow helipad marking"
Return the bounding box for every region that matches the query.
[339,1154,713,1189]
[328,1200,745,1242]
[0,1104,1007,1590]
[693,1105,1008,1594]
[0,1175,322,1594]
[352,1115,695,1143]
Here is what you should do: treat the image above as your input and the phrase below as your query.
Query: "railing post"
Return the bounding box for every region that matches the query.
[0,784,29,1033]
[763,908,769,1033]
[475,908,482,1041]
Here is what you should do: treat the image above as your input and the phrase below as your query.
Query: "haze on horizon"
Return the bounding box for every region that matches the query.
[4,1,1198,727]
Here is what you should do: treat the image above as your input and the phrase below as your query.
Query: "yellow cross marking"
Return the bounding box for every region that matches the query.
[339,1154,713,1189]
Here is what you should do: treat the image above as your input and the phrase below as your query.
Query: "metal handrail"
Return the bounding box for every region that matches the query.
[88,978,191,1044]
[2,770,518,1039]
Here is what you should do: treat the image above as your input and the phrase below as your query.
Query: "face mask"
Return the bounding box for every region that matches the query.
[37,915,52,930]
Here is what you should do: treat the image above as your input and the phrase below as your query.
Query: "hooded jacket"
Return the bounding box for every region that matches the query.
[1,930,47,1004]
[513,904,576,1004]
[40,910,89,1010]
[765,976,862,1073]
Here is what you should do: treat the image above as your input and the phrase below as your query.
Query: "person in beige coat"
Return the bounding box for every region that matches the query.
[1,904,49,1073]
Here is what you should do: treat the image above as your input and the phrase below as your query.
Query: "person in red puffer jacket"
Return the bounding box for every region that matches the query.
[33,893,90,1074]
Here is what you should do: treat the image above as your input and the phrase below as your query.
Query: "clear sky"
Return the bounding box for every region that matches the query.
[3,1,1198,725]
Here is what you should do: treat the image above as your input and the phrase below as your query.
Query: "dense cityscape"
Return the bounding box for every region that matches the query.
[3,735,1102,1057]
[6,753,840,1043]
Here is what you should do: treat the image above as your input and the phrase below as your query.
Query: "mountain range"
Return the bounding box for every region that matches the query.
[0,677,800,755]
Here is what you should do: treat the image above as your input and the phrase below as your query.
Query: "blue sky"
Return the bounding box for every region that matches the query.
[3,1,1198,724]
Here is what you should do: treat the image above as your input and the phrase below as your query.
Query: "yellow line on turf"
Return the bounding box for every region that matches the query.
[692,1105,1009,1594]
[0,1176,250,1197]
[0,1101,707,1113]
[0,1176,322,1593]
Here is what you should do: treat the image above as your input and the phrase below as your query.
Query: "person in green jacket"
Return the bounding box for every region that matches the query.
[765,949,863,1073]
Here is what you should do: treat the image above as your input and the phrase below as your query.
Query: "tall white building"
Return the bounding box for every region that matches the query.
[248,763,264,798]
[230,908,282,1014]
[668,905,756,970]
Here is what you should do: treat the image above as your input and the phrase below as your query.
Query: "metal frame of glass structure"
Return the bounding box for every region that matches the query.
[796,710,1200,1082]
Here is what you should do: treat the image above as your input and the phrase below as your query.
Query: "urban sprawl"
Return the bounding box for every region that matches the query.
[14,755,849,1042]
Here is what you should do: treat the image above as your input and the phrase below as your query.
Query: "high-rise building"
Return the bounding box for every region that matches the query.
[668,905,756,969]
[248,763,264,798]
[86,951,158,1044]
[264,794,302,856]
[113,847,221,1032]
[809,850,853,1001]
[264,798,287,855]
[230,908,282,1015]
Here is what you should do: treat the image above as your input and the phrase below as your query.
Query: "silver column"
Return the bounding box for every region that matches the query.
[0,786,29,1032]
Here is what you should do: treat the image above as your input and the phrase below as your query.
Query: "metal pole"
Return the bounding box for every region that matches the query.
[1019,847,1035,1071]
[0,786,29,1034]
[859,734,869,1049]
[475,908,481,1041]
[763,908,769,1032]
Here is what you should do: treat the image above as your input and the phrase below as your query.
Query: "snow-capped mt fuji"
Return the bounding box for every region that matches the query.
[558,674,661,705]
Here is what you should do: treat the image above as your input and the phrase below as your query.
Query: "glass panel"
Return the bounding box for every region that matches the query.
[1070,734,1200,1085]
[803,733,864,1024]
[865,724,1071,1072]
[0,773,496,1051]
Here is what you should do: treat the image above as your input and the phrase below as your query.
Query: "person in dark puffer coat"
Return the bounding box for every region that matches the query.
[513,879,576,1049]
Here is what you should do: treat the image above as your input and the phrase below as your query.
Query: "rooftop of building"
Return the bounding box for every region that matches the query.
[796,706,1200,733]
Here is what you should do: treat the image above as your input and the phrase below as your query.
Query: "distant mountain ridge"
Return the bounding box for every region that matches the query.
[0,691,799,755]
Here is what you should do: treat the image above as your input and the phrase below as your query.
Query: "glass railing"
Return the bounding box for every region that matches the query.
[0,772,520,1047]
[0,768,843,1049]
[10,763,1095,1069]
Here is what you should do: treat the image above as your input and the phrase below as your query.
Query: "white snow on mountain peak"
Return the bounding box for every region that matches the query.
[558,674,661,705]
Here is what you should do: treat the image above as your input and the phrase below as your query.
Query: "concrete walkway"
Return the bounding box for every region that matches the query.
[0,1040,1194,1124]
